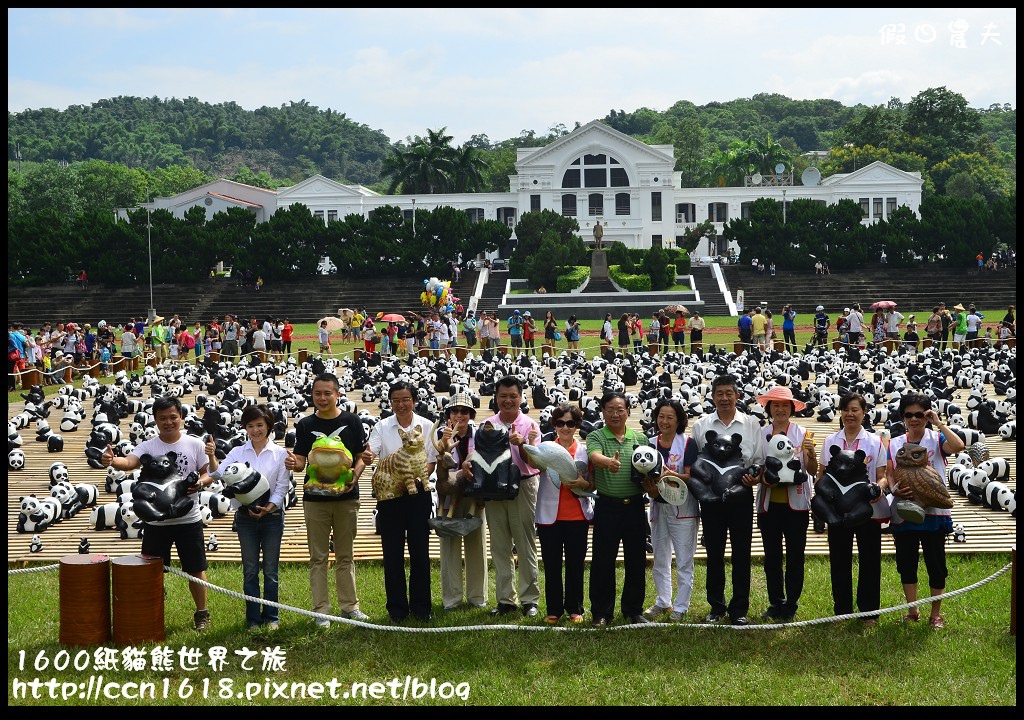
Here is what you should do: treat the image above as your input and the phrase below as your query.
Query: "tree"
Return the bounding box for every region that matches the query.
[905,87,982,157]
[509,210,582,278]
[642,244,672,290]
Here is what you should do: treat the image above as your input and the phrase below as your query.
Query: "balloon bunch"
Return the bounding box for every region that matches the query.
[420,277,459,314]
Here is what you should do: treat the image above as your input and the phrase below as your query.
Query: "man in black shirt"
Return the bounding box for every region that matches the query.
[286,372,370,626]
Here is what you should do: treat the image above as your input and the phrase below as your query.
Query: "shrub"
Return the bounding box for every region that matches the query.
[556,266,590,293]
[609,265,652,291]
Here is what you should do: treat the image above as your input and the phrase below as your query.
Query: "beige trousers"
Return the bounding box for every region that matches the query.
[439,500,489,609]
[304,499,361,614]
[486,476,540,606]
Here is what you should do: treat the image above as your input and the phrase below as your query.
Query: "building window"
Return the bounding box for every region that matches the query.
[617,192,631,216]
[314,210,324,221]
[650,192,661,221]
[531,195,541,212]
[327,210,338,223]
[886,197,897,217]
[708,203,728,222]
[652,235,663,248]
[563,152,630,190]
[740,202,754,220]
[584,169,606,188]
[588,194,604,217]
[859,198,870,218]
[465,208,484,223]
[561,194,577,216]
[676,203,695,223]
[873,198,883,219]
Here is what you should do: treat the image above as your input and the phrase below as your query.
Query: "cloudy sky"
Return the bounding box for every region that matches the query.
[8,8,1016,145]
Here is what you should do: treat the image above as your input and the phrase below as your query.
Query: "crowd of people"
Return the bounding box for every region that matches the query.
[82,367,970,633]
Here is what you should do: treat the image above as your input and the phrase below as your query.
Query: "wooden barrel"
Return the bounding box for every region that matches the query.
[111,555,165,645]
[455,346,468,361]
[59,554,111,646]
[297,349,308,365]
[734,341,746,354]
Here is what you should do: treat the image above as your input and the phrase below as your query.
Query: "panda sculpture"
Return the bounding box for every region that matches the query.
[688,430,759,505]
[18,495,60,533]
[48,461,70,487]
[130,452,199,523]
[763,434,809,486]
[631,445,664,484]
[50,481,84,520]
[9,448,26,471]
[218,461,272,512]
[89,502,121,531]
[118,502,144,540]
[810,446,880,529]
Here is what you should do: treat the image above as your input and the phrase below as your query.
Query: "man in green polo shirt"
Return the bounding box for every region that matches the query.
[586,391,650,627]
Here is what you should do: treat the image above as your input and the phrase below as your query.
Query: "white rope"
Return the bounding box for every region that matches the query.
[145,560,1013,633]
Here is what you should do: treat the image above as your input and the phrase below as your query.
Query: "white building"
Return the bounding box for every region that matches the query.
[141,119,923,259]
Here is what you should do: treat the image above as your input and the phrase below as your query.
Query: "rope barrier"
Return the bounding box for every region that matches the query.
[8,559,1003,634]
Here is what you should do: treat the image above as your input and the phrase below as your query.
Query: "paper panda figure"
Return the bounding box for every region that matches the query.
[78,537,91,554]
[49,461,70,487]
[631,444,663,484]
[218,461,272,512]
[764,434,809,486]
[29,535,43,553]
[47,434,65,452]
[9,448,26,470]
[89,502,121,531]
[206,533,219,552]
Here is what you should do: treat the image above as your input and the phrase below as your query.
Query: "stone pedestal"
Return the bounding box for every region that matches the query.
[590,250,609,280]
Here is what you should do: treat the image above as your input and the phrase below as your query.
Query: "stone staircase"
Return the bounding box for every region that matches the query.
[474,272,507,316]
[689,265,730,316]
[582,277,618,293]
[720,264,1017,316]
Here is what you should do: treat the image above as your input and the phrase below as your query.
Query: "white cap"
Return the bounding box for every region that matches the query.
[815,305,824,311]
[98,320,107,328]
[843,308,851,313]
[523,311,531,317]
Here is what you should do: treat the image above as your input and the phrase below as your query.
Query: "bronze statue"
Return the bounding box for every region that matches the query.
[593,221,604,250]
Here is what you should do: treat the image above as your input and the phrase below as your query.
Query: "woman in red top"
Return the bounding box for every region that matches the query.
[281,318,294,357]
[671,310,687,352]
[534,403,595,623]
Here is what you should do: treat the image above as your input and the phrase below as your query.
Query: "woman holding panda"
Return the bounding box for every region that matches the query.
[755,386,817,623]
[641,398,698,622]
[215,404,290,631]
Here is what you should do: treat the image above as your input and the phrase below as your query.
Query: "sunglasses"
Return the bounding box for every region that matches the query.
[903,411,926,419]
[553,420,578,428]
[449,407,471,414]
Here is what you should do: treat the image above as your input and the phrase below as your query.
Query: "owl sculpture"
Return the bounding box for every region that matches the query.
[893,442,954,519]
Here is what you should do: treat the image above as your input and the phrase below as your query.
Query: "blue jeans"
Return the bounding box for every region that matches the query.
[235,508,285,626]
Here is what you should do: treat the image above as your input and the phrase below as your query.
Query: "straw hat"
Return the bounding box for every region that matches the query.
[953,303,966,312]
[756,385,807,412]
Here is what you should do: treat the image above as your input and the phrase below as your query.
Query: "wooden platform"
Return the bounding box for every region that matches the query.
[8,365,1016,565]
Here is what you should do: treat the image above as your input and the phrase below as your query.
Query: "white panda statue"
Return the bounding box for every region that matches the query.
[217,461,272,511]
[89,502,121,531]
[631,445,663,483]
[763,434,809,486]
[198,491,232,518]
[119,502,144,540]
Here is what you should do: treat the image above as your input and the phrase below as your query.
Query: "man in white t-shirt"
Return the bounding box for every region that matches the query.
[101,396,218,631]
[847,303,864,347]
[886,309,905,340]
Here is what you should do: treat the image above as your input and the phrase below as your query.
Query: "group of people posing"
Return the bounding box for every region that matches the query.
[99,369,963,633]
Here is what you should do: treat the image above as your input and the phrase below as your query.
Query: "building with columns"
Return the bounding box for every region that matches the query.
[141,119,923,261]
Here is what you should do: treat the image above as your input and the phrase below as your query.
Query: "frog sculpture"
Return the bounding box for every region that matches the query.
[305,432,354,496]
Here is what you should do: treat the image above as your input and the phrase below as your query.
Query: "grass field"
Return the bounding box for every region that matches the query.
[6,553,1016,706]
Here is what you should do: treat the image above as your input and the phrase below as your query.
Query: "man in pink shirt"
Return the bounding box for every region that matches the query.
[482,376,541,617]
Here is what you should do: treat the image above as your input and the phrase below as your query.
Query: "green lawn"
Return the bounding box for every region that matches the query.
[6,554,1015,706]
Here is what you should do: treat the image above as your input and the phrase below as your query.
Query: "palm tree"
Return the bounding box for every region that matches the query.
[382,127,458,194]
[450,145,488,193]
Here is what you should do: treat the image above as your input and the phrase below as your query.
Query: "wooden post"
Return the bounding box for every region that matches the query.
[89,363,101,379]
[455,346,468,361]
[773,340,786,352]
[21,368,41,389]
[63,366,73,384]
[297,349,308,365]
[734,341,746,355]
[648,343,659,357]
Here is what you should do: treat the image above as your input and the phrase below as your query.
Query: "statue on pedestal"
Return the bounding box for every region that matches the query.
[593,221,604,250]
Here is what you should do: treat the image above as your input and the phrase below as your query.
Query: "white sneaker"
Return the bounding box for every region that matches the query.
[315,617,331,628]
[342,609,369,621]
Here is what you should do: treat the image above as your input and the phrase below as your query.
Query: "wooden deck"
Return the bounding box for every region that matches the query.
[8,365,1016,565]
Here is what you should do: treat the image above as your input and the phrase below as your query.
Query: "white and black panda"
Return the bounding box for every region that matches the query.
[9,448,26,470]
[118,502,144,540]
[17,495,61,533]
[217,461,272,512]
[75,483,99,508]
[198,491,232,518]
[88,502,121,531]
[50,481,84,519]
[763,434,809,486]
[48,461,70,487]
